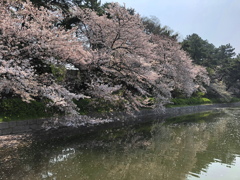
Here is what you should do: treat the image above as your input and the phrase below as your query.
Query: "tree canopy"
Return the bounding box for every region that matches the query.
[0,1,209,122]
[182,33,236,68]
[182,33,239,99]
[142,16,179,40]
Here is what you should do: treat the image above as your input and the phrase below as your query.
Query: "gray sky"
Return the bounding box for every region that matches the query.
[101,0,240,55]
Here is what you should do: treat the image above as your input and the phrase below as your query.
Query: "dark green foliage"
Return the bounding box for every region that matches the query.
[30,58,52,75]
[142,16,179,39]
[28,0,70,13]
[209,98,229,103]
[215,44,236,63]
[217,51,240,90]
[182,34,236,69]
[229,97,240,103]
[181,33,216,67]
[73,98,92,115]
[74,98,124,115]
[0,98,55,121]
[127,7,135,15]
[169,96,240,107]
[29,0,104,15]
[182,33,240,98]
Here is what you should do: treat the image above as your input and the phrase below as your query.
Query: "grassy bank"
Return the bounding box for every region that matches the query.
[166,97,212,107]
[1,97,240,122]
[166,97,240,108]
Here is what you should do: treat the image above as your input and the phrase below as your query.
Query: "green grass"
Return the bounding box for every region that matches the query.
[1,96,239,123]
[166,96,240,108]
[166,97,212,107]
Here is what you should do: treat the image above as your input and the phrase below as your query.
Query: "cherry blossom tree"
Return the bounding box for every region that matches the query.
[72,3,164,110]
[150,35,209,97]
[71,3,209,110]
[0,0,89,115]
[0,1,209,122]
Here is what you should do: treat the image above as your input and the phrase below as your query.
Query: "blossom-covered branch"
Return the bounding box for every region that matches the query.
[0,1,209,119]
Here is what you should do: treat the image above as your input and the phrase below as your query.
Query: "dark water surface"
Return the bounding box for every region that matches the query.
[1,107,240,180]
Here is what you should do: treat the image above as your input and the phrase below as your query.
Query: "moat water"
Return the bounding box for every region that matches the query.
[1,107,240,180]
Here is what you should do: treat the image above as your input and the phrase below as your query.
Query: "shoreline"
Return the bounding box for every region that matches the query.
[1,102,240,148]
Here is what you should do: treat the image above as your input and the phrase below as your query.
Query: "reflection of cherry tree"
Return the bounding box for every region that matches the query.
[94,113,233,180]
[2,109,240,179]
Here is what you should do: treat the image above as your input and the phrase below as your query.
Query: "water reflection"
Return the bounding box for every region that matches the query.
[49,148,76,164]
[1,108,240,180]
[188,155,240,180]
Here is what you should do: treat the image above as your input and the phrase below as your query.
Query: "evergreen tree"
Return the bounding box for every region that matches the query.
[215,44,235,64]
[219,57,240,91]
[142,16,179,40]
[181,33,216,67]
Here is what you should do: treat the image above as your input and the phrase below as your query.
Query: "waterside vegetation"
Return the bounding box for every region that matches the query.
[0,0,240,124]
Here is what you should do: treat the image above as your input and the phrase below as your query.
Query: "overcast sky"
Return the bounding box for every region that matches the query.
[100,0,240,55]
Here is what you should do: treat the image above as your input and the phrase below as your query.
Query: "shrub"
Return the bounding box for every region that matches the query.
[0,98,55,121]
[230,97,240,103]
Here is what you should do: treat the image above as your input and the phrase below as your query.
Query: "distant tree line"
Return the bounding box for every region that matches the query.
[182,33,240,99]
